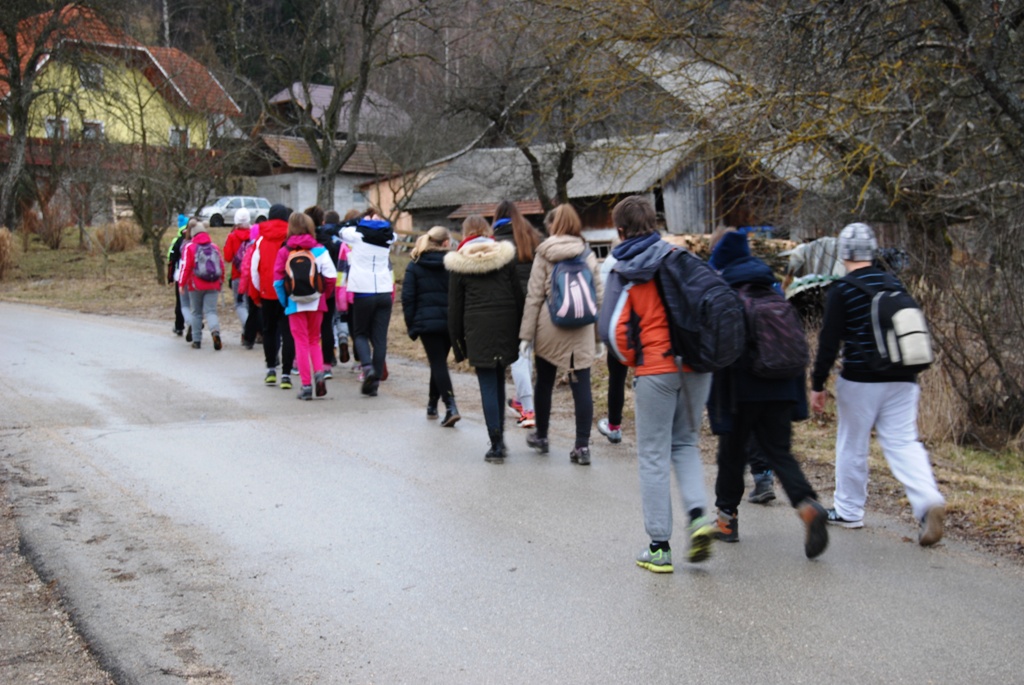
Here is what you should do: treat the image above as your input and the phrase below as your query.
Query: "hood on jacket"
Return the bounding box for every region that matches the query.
[190,231,212,245]
[537,234,587,262]
[285,234,319,250]
[268,204,291,222]
[709,231,751,271]
[444,239,516,274]
[355,218,395,247]
[259,218,288,241]
[611,233,672,283]
[413,249,448,269]
[720,255,776,288]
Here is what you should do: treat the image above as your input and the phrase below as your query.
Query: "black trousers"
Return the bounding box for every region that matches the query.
[534,356,593,448]
[320,295,337,366]
[261,298,294,372]
[174,287,185,331]
[351,293,392,378]
[243,295,262,344]
[420,332,454,405]
[715,400,816,512]
[606,350,628,426]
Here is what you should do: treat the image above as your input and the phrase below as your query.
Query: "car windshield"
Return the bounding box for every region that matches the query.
[211,197,231,208]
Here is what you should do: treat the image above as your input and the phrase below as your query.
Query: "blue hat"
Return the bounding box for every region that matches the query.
[177,214,188,229]
[709,231,751,270]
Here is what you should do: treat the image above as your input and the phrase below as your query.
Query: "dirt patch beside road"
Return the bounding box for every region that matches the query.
[0,480,115,684]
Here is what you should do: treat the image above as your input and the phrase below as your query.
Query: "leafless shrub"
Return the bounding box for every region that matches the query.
[38,194,74,250]
[93,220,142,254]
[0,227,15,281]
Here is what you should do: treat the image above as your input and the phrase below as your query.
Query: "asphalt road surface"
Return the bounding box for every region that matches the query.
[1,302,1022,684]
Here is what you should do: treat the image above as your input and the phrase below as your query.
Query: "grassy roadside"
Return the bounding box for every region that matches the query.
[2,231,1022,564]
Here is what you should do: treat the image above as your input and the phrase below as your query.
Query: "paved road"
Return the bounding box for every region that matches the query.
[1,302,1022,684]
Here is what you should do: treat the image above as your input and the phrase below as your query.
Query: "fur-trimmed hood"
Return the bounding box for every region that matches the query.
[444,239,516,274]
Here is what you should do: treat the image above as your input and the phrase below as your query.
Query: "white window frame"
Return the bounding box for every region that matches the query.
[81,120,104,141]
[169,126,189,148]
[44,117,69,139]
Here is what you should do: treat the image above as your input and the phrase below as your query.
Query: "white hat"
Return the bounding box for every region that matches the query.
[234,208,251,226]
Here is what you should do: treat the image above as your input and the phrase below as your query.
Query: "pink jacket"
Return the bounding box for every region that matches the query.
[178,231,224,292]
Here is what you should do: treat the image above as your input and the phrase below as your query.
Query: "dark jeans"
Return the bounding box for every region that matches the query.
[174,287,185,331]
[607,350,628,426]
[420,332,454,406]
[715,400,816,512]
[351,293,392,377]
[244,295,262,344]
[475,365,507,433]
[320,295,337,366]
[535,356,593,448]
[261,298,294,373]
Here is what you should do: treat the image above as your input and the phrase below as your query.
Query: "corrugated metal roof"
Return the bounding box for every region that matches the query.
[405,132,698,210]
[261,134,393,175]
[268,84,411,138]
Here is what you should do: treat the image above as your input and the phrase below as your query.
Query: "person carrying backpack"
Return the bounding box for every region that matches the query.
[223,208,253,344]
[598,196,717,573]
[252,204,297,389]
[810,222,945,546]
[273,212,337,400]
[706,230,829,559]
[167,214,190,336]
[178,222,224,350]
[519,204,603,465]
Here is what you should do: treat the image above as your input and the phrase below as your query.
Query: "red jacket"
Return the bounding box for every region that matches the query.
[178,232,224,292]
[223,226,251,281]
[253,219,288,302]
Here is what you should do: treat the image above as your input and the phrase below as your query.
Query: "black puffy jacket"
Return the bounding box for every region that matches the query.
[401,250,450,339]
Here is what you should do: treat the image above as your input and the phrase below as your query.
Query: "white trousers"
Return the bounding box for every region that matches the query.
[834,377,945,521]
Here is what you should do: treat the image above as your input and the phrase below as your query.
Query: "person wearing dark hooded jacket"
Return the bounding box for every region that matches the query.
[446,215,524,462]
[252,203,296,389]
[402,226,460,426]
[706,230,828,560]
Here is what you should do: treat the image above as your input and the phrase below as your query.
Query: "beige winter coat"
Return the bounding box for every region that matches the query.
[519,234,603,370]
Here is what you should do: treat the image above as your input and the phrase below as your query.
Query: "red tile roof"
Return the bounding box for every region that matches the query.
[448,201,545,219]
[0,4,238,117]
[146,47,240,117]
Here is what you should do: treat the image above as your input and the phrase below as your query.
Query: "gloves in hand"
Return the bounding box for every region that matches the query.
[595,342,606,359]
[519,340,531,358]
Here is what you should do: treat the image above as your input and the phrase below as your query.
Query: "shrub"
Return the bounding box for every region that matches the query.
[93,220,142,253]
[0,227,14,281]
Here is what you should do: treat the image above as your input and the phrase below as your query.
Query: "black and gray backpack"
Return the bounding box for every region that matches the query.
[840,276,934,373]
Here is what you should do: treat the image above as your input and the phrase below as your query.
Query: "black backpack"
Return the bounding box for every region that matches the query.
[840,276,934,372]
[284,248,324,304]
[735,283,809,379]
[654,248,745,373]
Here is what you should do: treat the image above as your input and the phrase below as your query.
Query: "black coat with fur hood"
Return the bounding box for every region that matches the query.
[444,238,524,368]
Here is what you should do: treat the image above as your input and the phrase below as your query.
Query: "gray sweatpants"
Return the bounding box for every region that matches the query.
[188,289,220,344]
[633,370,712,542]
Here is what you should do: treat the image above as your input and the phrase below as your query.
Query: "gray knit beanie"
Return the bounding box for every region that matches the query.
[838,222,878,262]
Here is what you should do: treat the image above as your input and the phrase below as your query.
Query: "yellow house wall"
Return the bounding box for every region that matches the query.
[28,58,209,148]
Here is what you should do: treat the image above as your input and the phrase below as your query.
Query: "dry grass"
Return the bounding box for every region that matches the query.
[0,228,14,281]
[93,220,143,254]
[2,227,1022,564]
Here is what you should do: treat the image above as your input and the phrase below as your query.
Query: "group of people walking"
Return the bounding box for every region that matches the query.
[167,195,947,574]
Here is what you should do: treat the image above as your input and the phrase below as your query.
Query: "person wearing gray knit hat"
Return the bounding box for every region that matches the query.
[810,220,946,547]
[837,222,878,262]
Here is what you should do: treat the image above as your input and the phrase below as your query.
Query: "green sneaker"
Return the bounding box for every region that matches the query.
[264,369,277,386]
[280,375,293,390]
[636,547,673,573]
[687,517,716,563]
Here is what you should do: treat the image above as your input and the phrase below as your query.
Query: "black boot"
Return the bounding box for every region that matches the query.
[441,397,461,427]
[485,428,506,463]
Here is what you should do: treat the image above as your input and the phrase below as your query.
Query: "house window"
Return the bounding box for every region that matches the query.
[82,121,104,141]
[79,63,104,90]
[44,117,69,139]
[169,126,189,148]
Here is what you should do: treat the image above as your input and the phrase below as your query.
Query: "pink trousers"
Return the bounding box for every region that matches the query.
[289,310,325,386]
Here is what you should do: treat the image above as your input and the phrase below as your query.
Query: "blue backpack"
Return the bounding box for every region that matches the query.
[547,250,599,328]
